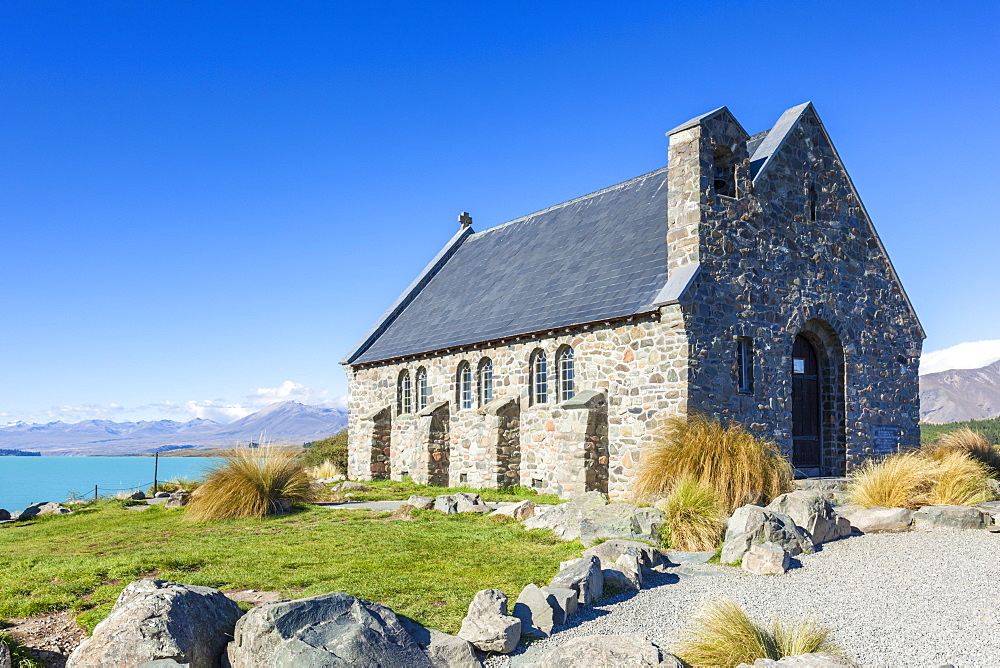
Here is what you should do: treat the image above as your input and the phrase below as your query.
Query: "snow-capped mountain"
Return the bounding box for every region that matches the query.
[920,359,1000,423]
[920,340,1000,376]
[0,402,347,455]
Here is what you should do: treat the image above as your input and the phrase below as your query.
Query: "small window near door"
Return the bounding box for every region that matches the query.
[737,337,753,394]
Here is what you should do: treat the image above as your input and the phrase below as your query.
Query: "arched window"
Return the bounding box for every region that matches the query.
[557,346,575,402]
[477,358,493,407]
[530,349,548,405]
[416,367,429,411]
[398,370,412,415]
[457,362,473,410]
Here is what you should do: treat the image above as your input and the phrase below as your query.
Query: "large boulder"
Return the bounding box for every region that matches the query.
[0,509,9,521]
[511,583,557,638]
[540,586,577,624]
[227,592,431,667]
[406,495,435,510]
[512,634,669,667]
[721,505,814,565]
[578,504,665,548]
[736,652,861,667]
[16,502,72,520]
[164,491,190,508]
[766,491,851,545]
[741,542,790,575]
[522,491,609,540]
[489,500,538,520]
[434,495,459,515]
[397,616,481,668]
[549,555,604,606]
[845,506,913,533]
[67,579,242,668]
[912,505,991,530]
[453,492,482,513]
[582,539,663,574]
[457,589,520,654]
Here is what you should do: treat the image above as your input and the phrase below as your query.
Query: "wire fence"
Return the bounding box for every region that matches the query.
[66,481,158,502]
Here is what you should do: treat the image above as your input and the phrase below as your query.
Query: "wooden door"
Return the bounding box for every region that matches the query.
[792,335,822,471]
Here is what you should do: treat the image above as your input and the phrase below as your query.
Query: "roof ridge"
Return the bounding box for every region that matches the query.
[471,166,668,238]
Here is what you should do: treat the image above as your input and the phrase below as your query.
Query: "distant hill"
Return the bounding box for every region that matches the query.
[0,402,347,455]
[919,359,1000,423]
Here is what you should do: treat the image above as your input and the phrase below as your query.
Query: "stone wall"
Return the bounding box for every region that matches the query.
[345,317,688,500]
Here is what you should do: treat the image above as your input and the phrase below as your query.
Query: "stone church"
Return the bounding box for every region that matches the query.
[341,102,924,500]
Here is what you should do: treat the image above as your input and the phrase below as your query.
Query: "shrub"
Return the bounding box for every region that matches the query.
[185,444,316,521]
[305,460,343,479]
[301,430,348,471]
[675,598,840,667]
[150,477,203,495]
[923,427,1000,476]
[632,414,793,514]
[656,478,725,551]
[849,450,993,509]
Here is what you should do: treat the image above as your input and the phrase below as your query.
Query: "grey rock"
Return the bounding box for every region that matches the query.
[454,492,482,512]
[512,633,663,667]
[457,589,520,654]
[736,652,861,667]
[338,481,372,492]
[975,500,1000,523]
[602,565,640,592]
[721,505,814,564]
[434,495,458,515]
[578,503,665,548]
[139,661,189,668]
[398,615,481,668]
[406,495,435,510]
[549,555,604,606]
[539,586,577,624]
[0,640,10,668]
[846,506,913,533]
[67,578,242,668]
[0,509,9,521]
[127,490,147,501]
[154,491,172,499]
[615,552,643,589]
[463,503,493,514]
[227,591,431,667]
[512,583,556,638]
[986,478,1000,497]
[582,539,664,573]
[913,505,990,530]
[522,491,609,540]
[16,502,72,520]
[165,492,190,509]
[741,541,790,575]
[767,490,851,544]
[489,500,538,520]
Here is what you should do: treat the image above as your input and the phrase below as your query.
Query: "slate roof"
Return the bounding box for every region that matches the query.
[347,168,670,365]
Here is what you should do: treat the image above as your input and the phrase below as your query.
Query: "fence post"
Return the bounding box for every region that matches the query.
[153,451,159,495]
[94,485,98,501]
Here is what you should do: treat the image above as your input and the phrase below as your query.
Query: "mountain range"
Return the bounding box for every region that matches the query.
[0,401,347,456]
[919,358,1000,423]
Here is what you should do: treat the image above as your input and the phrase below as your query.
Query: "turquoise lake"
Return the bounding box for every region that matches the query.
[0,456,217,513]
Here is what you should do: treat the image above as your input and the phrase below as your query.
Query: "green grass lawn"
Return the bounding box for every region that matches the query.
[0,501,580,635]
[337,478,566,505]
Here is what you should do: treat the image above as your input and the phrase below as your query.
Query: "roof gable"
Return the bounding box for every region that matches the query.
[346,168,669,365]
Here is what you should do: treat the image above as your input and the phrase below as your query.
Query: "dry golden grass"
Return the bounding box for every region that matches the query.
[656,478,726,551]
[923,427,1000,476]
[632,414,793,514]
[849,450,993,509]
[676,599,840,667]
[306,459,343,479]
[185,444,316,521]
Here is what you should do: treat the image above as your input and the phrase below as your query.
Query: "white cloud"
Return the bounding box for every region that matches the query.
[920,339,1000,375]
[43,403,130,422]
[152,400,253,423]
[247,381,347,411]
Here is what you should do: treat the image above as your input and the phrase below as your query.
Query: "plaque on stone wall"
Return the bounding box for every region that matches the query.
[873,425,900,455]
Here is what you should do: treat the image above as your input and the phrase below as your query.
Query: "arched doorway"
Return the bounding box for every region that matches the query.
[792,334,822,476]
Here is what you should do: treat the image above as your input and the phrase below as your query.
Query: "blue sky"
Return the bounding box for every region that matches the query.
[2,1,998,424]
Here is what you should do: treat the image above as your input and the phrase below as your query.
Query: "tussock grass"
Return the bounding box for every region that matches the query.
[676,599,840,667]
[305,460,343,479]
[849,450,994,509]
[150,477,203,495]
[185,445,316,521]
[632,414,793,514]
[923,428,1000,476]
[656,478,725,551]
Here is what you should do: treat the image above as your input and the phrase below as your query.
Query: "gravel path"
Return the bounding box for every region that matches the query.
[491,530,1000,667]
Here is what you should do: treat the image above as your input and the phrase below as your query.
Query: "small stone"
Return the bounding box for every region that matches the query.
[434,495,458,514]
[549,555,603,606]
[846,506,913,533]
[454,492,483,513]
[457,589,520,654]
[539,586,577,624]
[406,495,435,510]
[741,542,790,575]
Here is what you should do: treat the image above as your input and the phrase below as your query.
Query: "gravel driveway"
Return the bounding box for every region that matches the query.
[492,530,1000,667]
